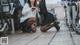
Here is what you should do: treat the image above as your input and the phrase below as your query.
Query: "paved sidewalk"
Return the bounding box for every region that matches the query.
[1,5,80,45]
[50,21,73,45]
[7,20,80,45]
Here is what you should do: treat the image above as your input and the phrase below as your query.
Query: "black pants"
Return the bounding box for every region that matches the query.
[39,12,57,26]
[20,19,32,33]
[39,12,60,31]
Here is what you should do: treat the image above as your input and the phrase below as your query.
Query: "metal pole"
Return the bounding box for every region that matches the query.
[72,5,76,29]
[11,18,15,34]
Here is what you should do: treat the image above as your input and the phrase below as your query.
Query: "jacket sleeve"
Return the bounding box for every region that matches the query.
[22,3,32,15]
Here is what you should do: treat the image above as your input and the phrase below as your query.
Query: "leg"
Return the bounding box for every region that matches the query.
[31,23,36,33]
[54,22,60,31]
[20,19,32,33]
[27,17,36,33]
[40,22,54,32]
[40,21,60,32]
[40,12,60,32]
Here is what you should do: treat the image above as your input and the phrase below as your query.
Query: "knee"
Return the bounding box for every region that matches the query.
[40,26,47,32]
[41,30,47,32]
[31,23,36,33]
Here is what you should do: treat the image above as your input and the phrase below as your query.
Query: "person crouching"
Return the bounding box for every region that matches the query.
[20,0,37,33]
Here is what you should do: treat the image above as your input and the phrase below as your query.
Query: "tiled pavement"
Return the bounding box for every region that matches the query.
[6,20,80,45]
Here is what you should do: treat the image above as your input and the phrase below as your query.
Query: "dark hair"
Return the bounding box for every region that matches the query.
[27,0,37,7]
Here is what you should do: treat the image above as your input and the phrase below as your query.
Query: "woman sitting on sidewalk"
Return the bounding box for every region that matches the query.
[20,0,37,33]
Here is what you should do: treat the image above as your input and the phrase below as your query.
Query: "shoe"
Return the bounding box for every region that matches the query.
[54,23,60,32]
[56,26,60,32]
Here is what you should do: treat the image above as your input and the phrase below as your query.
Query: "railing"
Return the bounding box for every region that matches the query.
[0,2,15,35]
[63,0,80,34]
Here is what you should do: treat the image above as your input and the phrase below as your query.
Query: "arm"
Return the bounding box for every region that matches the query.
[22,3,32,15]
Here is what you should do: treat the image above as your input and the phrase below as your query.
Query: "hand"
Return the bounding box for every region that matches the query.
[31,7,36,11]
[36,8,40,12]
